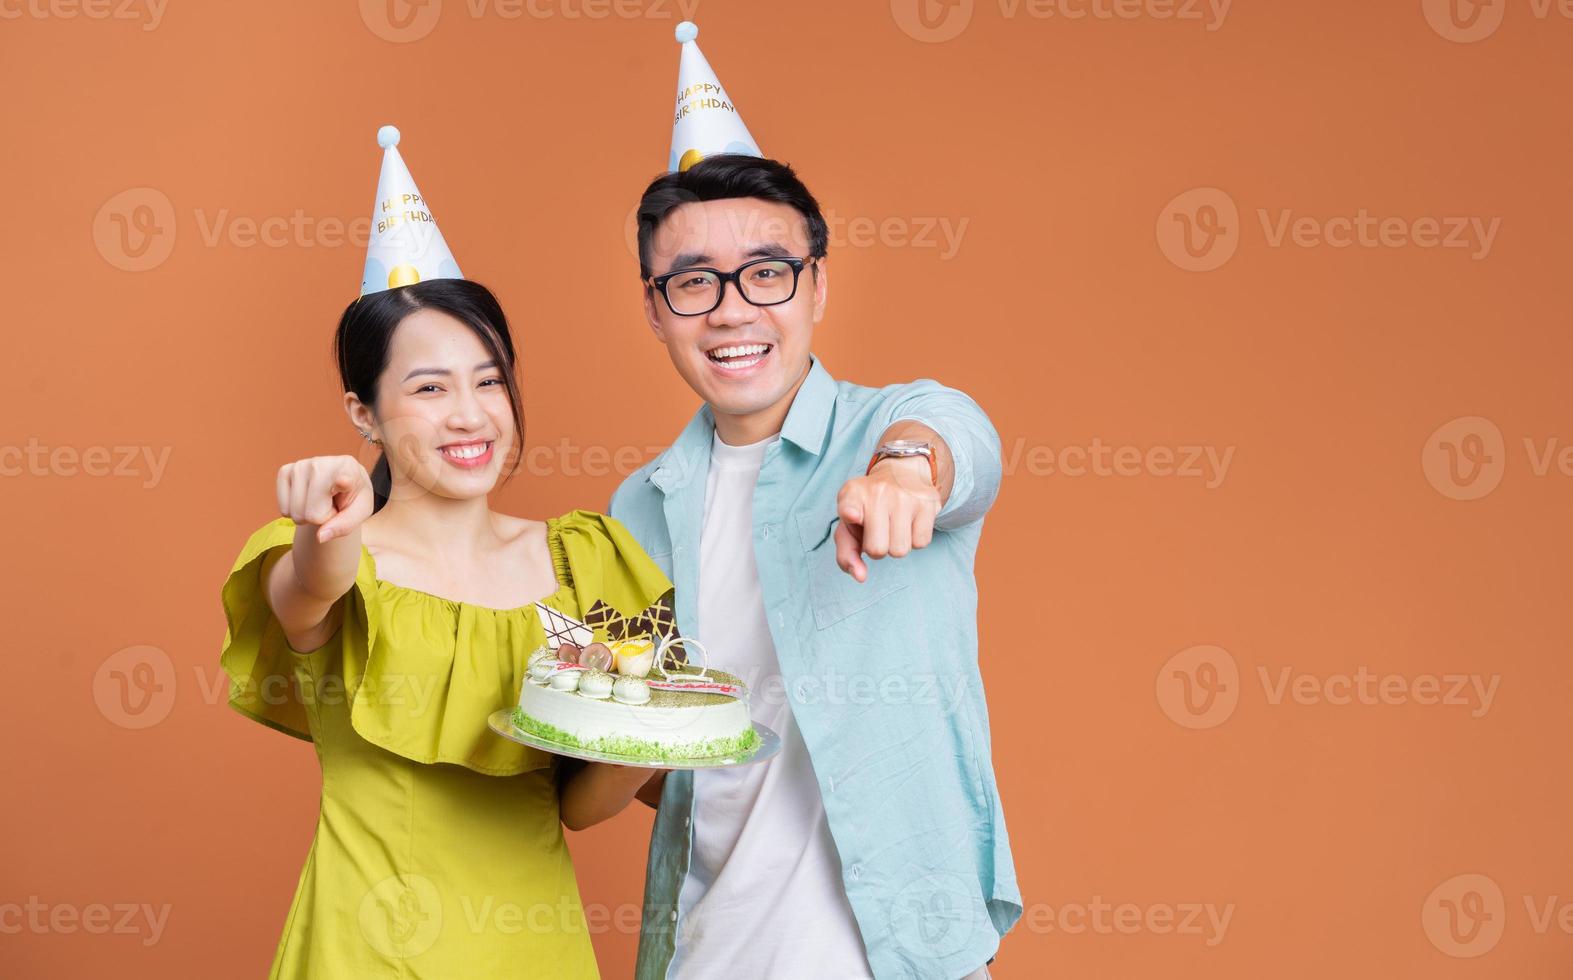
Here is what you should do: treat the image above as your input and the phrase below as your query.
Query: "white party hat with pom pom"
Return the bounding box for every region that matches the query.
[668,21,762,173]
[360,125,463,296]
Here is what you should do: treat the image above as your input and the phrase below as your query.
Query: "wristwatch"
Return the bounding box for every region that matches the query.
[866,439,938,486]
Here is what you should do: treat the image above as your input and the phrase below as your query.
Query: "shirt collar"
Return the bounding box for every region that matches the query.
[779,356,837,458]
[649,357,836,495]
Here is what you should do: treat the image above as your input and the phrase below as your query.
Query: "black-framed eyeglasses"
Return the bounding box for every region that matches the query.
[646,256,814,317]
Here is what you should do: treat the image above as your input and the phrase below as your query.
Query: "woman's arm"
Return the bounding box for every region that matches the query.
[263,456,375,652]
[560,764,667,831]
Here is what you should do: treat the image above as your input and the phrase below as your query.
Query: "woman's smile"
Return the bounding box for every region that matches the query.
[438,438,494,469]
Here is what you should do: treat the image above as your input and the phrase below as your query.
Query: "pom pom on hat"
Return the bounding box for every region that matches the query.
[675,21,698,43]
[377,125,400,149]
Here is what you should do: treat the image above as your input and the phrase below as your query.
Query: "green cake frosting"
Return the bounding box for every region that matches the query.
[510,707,760,762]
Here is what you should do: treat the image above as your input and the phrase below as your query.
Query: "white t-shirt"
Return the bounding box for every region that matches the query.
[668,433,874,980]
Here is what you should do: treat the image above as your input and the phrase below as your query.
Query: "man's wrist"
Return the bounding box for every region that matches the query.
[869,453,936,487]
[867,440,938,486]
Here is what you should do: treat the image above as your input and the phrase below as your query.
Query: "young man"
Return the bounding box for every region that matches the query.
[611,154,1020,980]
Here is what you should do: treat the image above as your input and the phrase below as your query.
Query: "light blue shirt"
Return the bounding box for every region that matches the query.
[611,358,1021,980]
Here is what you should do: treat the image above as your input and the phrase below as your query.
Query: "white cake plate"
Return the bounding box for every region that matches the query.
[488,710,782,770]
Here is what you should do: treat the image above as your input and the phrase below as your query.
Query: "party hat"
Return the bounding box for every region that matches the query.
[668,22,761,173]
[360,125,462,296]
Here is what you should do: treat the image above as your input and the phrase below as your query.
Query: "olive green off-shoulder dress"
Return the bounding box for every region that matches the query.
[219,510,670,979]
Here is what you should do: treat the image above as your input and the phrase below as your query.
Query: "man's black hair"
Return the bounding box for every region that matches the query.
[635,154,829,279]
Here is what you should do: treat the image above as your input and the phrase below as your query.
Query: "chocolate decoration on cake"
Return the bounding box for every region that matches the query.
[583,592,681,645]
[535,602,594,647]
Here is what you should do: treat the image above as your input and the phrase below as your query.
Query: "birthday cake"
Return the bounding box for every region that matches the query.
[511,601,759,762]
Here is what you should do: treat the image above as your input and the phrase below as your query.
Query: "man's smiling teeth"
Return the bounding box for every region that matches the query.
[441,442,490,460]
[707,343,771,364]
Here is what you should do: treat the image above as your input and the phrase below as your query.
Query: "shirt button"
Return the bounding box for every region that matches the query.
[849,865,862,881]
[670,909,678,923]
[685,816,692,829]
[761,526,773,540]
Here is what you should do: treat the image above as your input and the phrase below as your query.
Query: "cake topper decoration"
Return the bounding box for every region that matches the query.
[535,603,594,648]
[583,593,679,643]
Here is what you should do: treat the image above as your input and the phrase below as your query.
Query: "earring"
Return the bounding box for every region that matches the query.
[359,430,381,447]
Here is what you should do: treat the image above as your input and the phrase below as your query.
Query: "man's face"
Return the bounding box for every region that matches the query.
[642,198,827,428]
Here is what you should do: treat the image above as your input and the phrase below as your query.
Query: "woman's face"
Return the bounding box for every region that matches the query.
[348,307,517,503]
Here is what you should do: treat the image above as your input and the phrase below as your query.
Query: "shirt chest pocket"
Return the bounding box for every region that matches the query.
[794,509,911,630]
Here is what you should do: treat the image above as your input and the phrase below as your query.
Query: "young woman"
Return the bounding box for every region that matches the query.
[219,279,659,977]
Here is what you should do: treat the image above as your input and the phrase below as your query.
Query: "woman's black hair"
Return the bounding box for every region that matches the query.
[634,154,829,279]
[333,279,525,512]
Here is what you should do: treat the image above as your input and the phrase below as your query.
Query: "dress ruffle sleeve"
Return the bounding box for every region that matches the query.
[552,509,675,620]
[219,519,317,741]
[220,512,674,776]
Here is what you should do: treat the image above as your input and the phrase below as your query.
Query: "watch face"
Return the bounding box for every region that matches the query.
[881,440,932,455]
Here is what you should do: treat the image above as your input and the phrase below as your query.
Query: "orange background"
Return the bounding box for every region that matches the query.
[4,0,1571,976]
